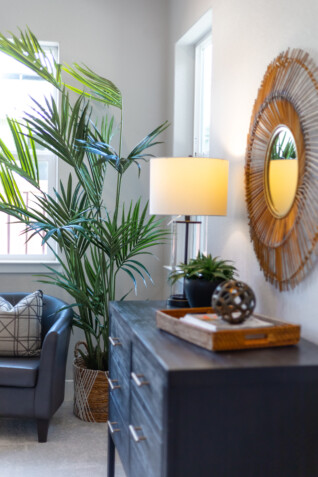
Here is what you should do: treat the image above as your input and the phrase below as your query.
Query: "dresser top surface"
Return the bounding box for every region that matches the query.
[109,300,318,373]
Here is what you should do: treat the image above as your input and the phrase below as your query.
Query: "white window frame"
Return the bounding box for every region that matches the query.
[193,32,212,257]
[173,12,212,265]
[0,41,59,272]
[193,33,212,159]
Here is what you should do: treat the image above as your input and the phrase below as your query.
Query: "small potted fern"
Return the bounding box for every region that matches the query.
[169,252,237,307]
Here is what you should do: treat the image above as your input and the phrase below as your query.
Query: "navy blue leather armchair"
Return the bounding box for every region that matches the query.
[0,293,73,442]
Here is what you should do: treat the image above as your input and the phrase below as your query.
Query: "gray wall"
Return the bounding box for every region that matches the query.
[167,0,318,344]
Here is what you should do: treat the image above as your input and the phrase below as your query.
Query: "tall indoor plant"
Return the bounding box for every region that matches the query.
[0,28,168,419]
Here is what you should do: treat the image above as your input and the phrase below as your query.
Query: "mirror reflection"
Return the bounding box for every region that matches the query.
[266,126,298,217]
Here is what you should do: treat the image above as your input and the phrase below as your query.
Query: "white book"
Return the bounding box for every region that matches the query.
[179,313,274,332]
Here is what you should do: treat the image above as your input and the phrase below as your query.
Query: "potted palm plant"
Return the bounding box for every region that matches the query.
[169,252,237,307]
[0,28,169,421]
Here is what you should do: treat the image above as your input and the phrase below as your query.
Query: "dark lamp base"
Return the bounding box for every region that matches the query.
[167,294,190,308]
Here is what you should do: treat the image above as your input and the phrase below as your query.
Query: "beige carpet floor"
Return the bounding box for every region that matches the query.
[0,401,126,477]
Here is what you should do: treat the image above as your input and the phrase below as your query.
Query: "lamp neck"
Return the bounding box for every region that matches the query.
[184,216,190,265]
[174,215,203,265]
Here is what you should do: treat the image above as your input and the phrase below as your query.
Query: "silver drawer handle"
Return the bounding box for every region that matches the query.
[129,425,147,443]
[108,421,120,434]
[131,372,149,387]
[106,372,121,390]
[109,336,122,347]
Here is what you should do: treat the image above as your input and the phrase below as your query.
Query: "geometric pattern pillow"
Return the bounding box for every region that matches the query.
[0,290,43,357]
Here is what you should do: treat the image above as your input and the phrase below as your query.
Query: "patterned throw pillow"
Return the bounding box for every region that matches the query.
[0,290,43,357]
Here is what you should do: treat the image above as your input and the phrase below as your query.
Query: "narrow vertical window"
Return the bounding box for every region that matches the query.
[193,34,212,158]
[173,11,212,276]
[193,33,212,256]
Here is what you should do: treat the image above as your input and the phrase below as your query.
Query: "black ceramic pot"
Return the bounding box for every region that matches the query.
[184,277,224,308]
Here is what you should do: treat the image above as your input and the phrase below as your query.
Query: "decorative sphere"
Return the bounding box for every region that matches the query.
[211,280,256,324]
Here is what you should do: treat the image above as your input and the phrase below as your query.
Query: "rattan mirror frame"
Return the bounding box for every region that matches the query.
[245,49,318,291]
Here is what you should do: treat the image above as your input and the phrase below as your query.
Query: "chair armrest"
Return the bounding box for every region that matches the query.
[34,308,73,419]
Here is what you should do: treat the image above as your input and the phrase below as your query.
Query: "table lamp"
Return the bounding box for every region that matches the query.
[149,156,229,306]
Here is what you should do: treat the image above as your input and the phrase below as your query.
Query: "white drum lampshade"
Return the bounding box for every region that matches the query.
[149,157,229,216]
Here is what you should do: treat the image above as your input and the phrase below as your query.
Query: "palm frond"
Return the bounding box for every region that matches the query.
[0,27,61,89]
[0,167,27,210]
[127,120,169,160]
[0,118,40,193]
[62,63,122,109]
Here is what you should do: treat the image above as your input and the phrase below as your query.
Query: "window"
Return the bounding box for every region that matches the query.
[173,13,212,265]
[0,43,58,263]
[192,33,212,257]
[193,33,212,158]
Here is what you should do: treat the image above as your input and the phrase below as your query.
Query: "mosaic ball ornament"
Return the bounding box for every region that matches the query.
[211,280,256,324]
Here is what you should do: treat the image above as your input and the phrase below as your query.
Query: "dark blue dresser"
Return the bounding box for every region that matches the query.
[107,300,318,477]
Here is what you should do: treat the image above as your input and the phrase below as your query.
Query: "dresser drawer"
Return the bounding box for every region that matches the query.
[109,311,131,373]
[131,339,165,429]
[129,387,162,477]
[108,356,130,422]
[108,394,129,474]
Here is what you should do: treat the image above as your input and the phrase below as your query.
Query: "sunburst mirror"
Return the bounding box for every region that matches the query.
[245,49,318,291]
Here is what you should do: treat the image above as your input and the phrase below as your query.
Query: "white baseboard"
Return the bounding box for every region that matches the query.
[64,379,74,401]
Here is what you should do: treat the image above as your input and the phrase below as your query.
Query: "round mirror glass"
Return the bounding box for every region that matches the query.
[266,126,298,217]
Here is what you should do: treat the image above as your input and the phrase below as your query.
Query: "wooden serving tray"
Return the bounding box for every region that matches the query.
[156,307,301,351]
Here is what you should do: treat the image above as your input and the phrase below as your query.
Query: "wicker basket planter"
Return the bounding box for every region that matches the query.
[73,341,109,423]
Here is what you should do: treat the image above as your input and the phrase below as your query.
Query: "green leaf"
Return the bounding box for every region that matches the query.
[62,63,122,109]
[168,252,237,284]
[0,27,61,89]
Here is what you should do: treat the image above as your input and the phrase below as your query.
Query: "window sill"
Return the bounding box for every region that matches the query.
[0,260,62,274]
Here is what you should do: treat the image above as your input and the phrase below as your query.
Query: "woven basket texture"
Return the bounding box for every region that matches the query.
[73,342,109,423]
